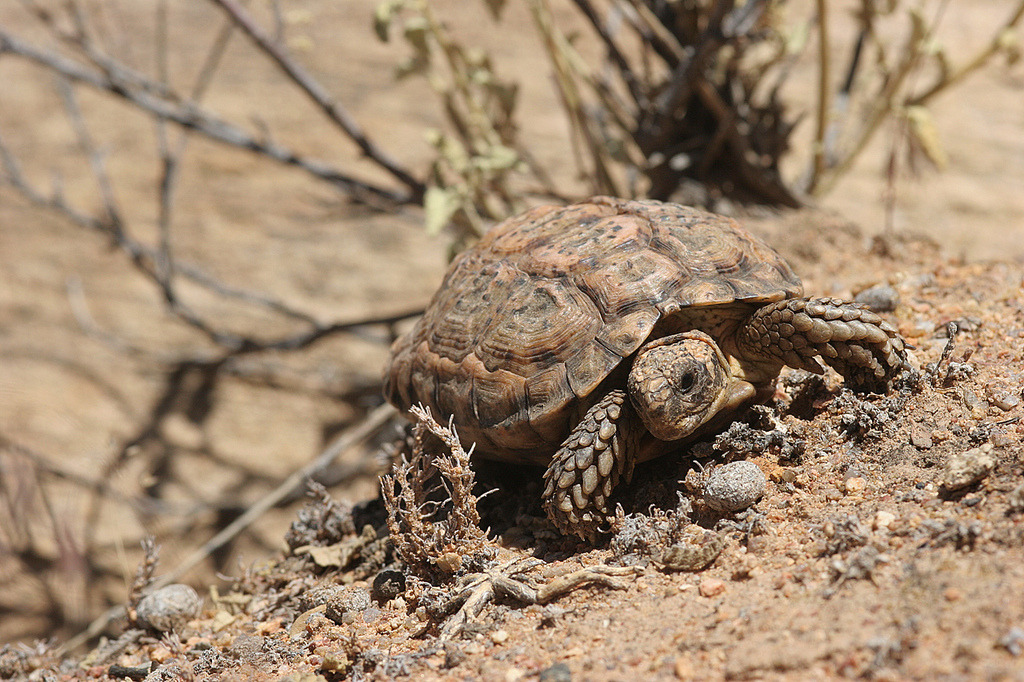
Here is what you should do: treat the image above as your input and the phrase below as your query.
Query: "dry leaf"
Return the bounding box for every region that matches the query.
[904,105,947,170]
[424,185,463,235]
[373,0,407,42]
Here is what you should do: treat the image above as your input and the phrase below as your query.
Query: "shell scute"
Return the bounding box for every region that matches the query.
[525,365,575,444]
[564,339,623,400]
[476,275,603,376]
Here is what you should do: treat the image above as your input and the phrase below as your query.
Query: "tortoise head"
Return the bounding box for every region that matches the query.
[626,331,756,442]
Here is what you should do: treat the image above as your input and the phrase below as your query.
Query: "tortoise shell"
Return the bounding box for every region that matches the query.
[384,196,802,464]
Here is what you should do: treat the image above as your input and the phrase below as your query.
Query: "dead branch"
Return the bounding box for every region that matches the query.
[0,126,422,353]
[0,129,308,327]
[0,27,411,205]
[207,0,425,201]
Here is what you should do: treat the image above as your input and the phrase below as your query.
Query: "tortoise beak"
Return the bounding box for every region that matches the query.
[720,379,756,413]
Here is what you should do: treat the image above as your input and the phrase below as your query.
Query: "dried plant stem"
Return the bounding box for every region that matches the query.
[207,0,425,201]
[569,0,645,106]
[0,28,407,204]
[909,1,1024,107]
[810,32,921,197]
[527,0,621,196]
[381,405,488,578]
[808,0,831,194]
[812,0,1024,197]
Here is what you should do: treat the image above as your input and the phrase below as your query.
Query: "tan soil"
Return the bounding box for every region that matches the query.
[1,1,1022,680]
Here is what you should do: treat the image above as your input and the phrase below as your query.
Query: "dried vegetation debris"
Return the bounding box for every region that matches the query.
[284,483,357,551]
[380,405,493,579]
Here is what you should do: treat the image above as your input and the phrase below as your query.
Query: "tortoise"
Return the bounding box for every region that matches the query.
[384,197,906,539]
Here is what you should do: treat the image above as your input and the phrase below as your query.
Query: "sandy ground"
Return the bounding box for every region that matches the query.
[0,0,1022,677]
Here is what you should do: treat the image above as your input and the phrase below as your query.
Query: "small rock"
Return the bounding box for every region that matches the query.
[228,634,264,660]
[746,534,772,555]
[992,431,1015,448]
[844,477,867,495]
[703,461,766,513]
[443,642,467,669]
[674,654,695,680]
[872,511,896,530]
[298,584,344,612]
[435,551,462,573]
[910,425,933,449]
[1007,484,1024,514]
[985,380,1021,411]
[999,627,1024,656]
[940,445,997,492]
[490,629,510,644]
[854,284,900,313]
[538,662,572,682]
[698,577,727,598]
[371,569,406,603]
[135,584,202,633]
[505,667,526,682]
[324,586,371,625]
[943,587,963,602]
[148,644,173,663]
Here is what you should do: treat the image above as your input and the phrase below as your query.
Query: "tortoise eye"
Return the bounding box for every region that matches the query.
[678,372,695,392]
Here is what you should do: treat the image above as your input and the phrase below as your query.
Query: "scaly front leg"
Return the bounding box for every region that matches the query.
[738,297,908,391]
[542,389,642,541]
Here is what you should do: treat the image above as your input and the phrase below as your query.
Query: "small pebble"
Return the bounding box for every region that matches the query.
[698,578,726,598]
[674,654,695,680]
[844,477,867,495]
[703,461,766,513]
[999,627,1024,656]
[490,629,509,644]
[436,551,462,573]
[298,584,344,612]
[443,642,467,669]
[854,284,900,312]
[135,584,202,633]
[505,667,526,682]
[372,569,407,603]
[1007,484,1024,514]
[228,634,263,659]
[910,425,933,449]
[985,380,1021,411]
[940,445,997,492]
[324,586,371,625]
[872,511,896,531]
[538,662,572,682]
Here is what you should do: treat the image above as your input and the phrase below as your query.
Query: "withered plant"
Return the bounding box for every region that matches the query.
[380,405,491,580]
